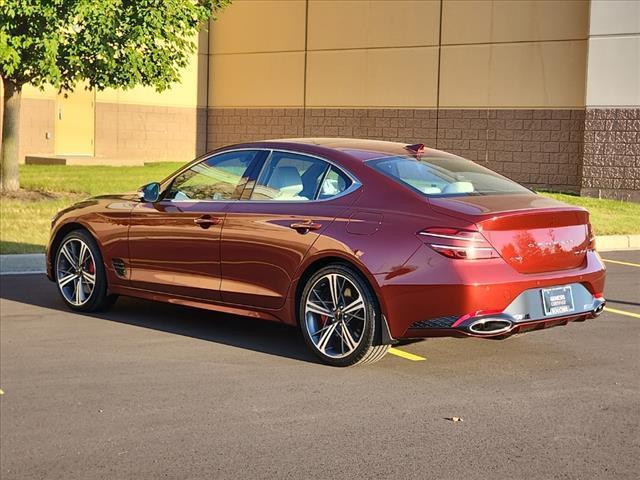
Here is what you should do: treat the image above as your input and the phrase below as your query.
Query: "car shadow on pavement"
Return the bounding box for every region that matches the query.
[0,274,318,365]
[606,298,640,307]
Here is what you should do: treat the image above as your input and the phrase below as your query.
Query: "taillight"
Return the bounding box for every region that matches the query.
[587,222,596,250]
[418,227,500,260]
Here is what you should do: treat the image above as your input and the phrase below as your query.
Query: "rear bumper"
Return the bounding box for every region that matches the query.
[375,247,606,339]
[406,295,605,339]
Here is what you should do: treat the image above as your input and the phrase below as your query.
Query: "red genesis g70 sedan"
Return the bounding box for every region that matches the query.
[47,139,606,366]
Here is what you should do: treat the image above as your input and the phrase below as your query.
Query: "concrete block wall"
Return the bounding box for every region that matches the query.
[95,104,207,163]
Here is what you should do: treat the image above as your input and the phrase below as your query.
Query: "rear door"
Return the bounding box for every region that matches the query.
[220,151,359,309]
[128,150,266,300]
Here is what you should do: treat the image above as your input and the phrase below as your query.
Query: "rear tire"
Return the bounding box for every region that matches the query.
[299,264,389,367]
[54,230,116,312]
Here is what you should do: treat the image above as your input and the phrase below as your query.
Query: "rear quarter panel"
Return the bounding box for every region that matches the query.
[283,174,471,327]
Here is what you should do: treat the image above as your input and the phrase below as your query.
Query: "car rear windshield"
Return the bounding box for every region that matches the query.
[368,154,531,197]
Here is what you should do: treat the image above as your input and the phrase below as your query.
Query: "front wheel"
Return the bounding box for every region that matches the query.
[54,230,116,312]
[299,264,389,367]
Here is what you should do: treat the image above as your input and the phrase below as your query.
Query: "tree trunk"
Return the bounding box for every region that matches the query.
[1,77,21,192]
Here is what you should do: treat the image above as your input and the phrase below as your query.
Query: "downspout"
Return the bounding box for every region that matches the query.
[302,0,309,136]
[204,24,211,153]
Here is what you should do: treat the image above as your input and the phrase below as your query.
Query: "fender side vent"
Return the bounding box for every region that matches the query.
[112,258,127,278]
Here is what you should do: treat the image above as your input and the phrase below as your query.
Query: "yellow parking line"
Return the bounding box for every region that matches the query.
[388,347,426,361]
[605,307,640,319]
[602,259,640,268]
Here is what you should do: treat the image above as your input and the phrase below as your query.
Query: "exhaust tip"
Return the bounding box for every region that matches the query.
[468,318,513,335]
[592,300,606,317]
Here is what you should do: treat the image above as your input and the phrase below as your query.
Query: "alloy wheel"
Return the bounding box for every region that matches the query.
[56,238,97,306]
[304,273,367,359]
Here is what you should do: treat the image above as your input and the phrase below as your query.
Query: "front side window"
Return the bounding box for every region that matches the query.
[165,150,260,201]
[369,155,530,197]
[250,152,329,201]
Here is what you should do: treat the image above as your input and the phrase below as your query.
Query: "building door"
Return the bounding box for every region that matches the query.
[55,87,95,156]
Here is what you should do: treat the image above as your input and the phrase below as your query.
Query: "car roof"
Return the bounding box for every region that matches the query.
[234,138,455,162]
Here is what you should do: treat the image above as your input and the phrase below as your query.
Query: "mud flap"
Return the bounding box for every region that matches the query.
[376,314,396,345]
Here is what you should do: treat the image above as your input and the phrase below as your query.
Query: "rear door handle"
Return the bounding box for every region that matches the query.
[290,221,322,233]
[194,215,222,229]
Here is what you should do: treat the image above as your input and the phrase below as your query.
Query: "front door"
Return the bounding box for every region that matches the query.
[128,150,265,301]
[55,86,95,156]
[221,151,359,309]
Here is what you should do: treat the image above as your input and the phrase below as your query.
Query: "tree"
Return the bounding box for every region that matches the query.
[0,0,230,192]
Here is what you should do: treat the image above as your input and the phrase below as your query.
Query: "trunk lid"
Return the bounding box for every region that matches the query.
[428,194,590,274]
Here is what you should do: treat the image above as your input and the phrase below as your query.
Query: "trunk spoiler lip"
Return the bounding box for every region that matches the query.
[427,193,588,221]
[428,200,589,230]
[475,205,588,220]
[477,208,590,232]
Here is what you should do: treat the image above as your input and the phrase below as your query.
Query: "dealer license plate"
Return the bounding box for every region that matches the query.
[541,286,575,316]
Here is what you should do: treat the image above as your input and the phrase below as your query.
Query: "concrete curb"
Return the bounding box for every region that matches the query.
[0,235,638,274]
[596,234,640,252]
[0,254,46,275]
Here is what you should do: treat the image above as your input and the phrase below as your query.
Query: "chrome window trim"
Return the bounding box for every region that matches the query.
[158,147,362,205]
[314,163,333,199]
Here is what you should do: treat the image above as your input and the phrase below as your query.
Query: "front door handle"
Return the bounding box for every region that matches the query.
[290,221,322,234]
[194,215,222,229]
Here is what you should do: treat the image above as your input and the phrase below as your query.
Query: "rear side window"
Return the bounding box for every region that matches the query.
[249,152,354,201]
[369,155,530,197]
[319,166,352,200]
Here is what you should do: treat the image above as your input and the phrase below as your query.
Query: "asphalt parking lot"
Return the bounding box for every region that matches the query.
[1,251,638,479]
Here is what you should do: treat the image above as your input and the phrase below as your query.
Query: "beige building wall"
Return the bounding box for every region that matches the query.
[206,0,308,147]
[208,0,306,107]
[440,0,589,108]
[209,0,590,110]
[306,0,440,50]
[16,35,207,164]
[208,0,441,109]
[440,41,587,108]
[207,0,592,194]
[441,0,589,44]
[306,47,438,108]
[306,0,440,108]
[95,34,208,163]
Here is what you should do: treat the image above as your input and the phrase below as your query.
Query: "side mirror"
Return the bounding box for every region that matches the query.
[138,182,160,203]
